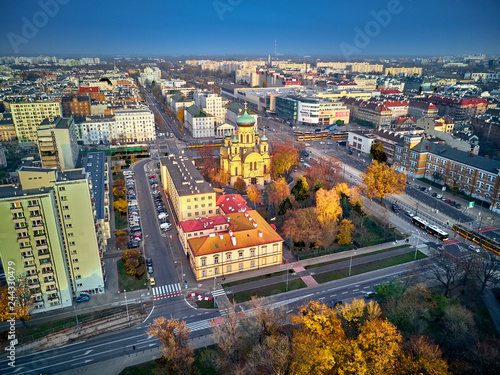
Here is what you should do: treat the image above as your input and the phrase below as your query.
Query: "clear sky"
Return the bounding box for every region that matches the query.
[1,0,499,58]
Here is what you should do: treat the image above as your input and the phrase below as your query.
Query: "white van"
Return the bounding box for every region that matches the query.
[160,222,172,231]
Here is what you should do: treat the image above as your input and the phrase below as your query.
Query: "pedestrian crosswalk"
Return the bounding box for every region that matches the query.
[152,283,182,300]
[212,288,226,297]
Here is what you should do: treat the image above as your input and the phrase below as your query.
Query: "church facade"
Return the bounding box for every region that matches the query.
[220,106,271,186]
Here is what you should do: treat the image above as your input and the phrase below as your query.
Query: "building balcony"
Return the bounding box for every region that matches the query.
[24,263,36,271]
[42,270,54,277]
[47,294,59,301]
[17,236,30,244]
[39,259,52,267]
[31,221,44,228]
[13,216,26,223]
[28,282,40,289]
[38,252,51,260]
[10,206,23,214]
[45,287,57,293]
[15,227,27,234]
[34,233,46,241]
[36,243,48,250]
[21,253,34,260]
[32,291,43,299]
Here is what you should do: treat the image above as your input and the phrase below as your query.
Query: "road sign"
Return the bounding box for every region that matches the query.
[469,201,475,208]
[442,186,446,191]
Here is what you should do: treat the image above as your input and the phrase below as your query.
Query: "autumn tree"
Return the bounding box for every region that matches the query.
[113,198,128,216]
[122,249,142,276]
[315,188,342,224]
[0,277,33,326]
[291,176,309,201]
[337,219,355,245]
[177,108,184,123]
[234,176,247,194]
[425,249,462,297]
[146,317,194,375]
[207,167,229,187]
[361,160,406,202]
[474,253,500,293]
[113,178,126,198]
[247,184,261,208]
[370,142,387,163]
[265,177,290,207]
[281,207,323,251]
[271,144,299,177]
[395,335,451,375]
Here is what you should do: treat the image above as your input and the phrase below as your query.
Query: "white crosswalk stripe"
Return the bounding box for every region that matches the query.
[153,283,182,300]
[212,288,226,297]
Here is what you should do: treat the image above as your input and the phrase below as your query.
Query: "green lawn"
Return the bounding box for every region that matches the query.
[314,251,427,284]
[118,361,156,375]
[222,270,289,288]
[195,299,217,309]
[115,213,128,230]
[305,244,411,270]
[228,279,307,304]
[117,259,147,292]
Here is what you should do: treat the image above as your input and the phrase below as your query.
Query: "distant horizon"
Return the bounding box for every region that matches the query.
[1,0,499,57]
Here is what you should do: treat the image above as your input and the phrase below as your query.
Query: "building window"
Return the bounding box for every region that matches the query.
[226,253,231,262]
[214,256,219,264]
[227,265,231,272]
[202,270,206,277]
[59,187,66,191]
[250,249,255,257]
[66,224,72,228]
[201,258,206,267]
[214,267,218,275]
[64,215,71,219]
[251,260,255,267]
[239,263,243,270]
[239,252,243,260]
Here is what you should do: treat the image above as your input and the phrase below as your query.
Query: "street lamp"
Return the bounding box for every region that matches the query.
[413,231,421,260]
[124,289,130,327]
[174,261,184,284]
[73,302,80,335]
[349,245,357,276]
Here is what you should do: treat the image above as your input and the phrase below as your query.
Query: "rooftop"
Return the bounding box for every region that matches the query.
[84,152,105,220]
[216,194,252,215]
[179,215,228,233]
[161,155,214,196]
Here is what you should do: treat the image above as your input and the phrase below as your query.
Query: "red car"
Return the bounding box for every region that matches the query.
[445,199,451,203]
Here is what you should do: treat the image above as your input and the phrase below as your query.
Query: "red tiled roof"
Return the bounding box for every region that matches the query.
[79,87,99,93]
[179,215,228,233]
[374,89,402,94]
[216,194,252,215]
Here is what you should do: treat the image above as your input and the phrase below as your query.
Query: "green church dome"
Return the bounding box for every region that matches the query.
[237,103,255,127]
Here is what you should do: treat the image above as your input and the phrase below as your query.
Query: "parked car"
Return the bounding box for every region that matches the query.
[160,222,173,231]
[146,258,153,266]
[149,277,155,286]
[420,187,426,192]
[445,199,451,203]
[147,265,153,274]
[392,204,400,213]
[455,203,462,209]
[449,201,456,206]
[431,192,438,197]
[404,210,414,217]
[76,295,90,303]
[436,194,442,199]
[127,240,140,249]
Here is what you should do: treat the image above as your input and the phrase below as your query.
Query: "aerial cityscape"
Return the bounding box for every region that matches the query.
[0,1,500,374]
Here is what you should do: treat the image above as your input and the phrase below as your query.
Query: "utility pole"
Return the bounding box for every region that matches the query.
[124,289,130,327]
[73,303,80,335]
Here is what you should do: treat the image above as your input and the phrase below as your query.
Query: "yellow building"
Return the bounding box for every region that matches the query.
[187,208,283,280]
[316,90,372,101]
[384,67,423,76]
[11,101,62,145]
[220,106,271,185]
[161,154,217,222]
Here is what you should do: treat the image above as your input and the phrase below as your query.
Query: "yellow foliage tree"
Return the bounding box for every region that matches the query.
[361,160,406,202]
[337,219,355,245]
[335,182,351,197]
[316,188,342,224]
[357,319,402,375]
[267,177,290,206]
[113,198,128,216]
[349,185,363,208]
[0,278,33,325]
[146,317,194,374]
[247,184,261,208]
[177,108,184,123]
[122,249,141,276]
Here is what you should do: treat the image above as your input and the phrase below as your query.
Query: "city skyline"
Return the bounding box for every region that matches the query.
[1,0,499,57]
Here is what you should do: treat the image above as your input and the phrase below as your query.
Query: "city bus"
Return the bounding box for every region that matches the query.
[452,224,500,255]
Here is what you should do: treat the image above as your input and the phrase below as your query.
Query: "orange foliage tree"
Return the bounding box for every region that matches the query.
[271,144,299,177]
[247,185,261,208]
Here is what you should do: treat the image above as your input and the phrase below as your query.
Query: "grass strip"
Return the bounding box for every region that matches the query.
[314,251,427,284]
[222,270,289,288]
[228,279,306,304]
[305,244,411,270]
[117,259,147,292]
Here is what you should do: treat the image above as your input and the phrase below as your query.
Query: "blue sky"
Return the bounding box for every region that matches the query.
[1,0,499,57]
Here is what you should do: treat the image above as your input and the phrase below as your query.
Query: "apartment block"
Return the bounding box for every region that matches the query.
[61,96,91,121]
[185,105,215,139]
[161,154,217,222]
[393,135,500,212]
[408,101,438,119]
[78,114,116,145]
[0,113,17,142]
[114,108,155,143]
[0,167,105,314]
[193,92,226,125]
[37,117,79,171]
[11,101,62,145]
[384,67,423,76]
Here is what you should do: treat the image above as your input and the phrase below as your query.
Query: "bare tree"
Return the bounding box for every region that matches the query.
[425,249,463,297]
[475,253,500,293]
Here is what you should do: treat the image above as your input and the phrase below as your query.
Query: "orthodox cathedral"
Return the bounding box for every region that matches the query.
[220,104,271,186]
